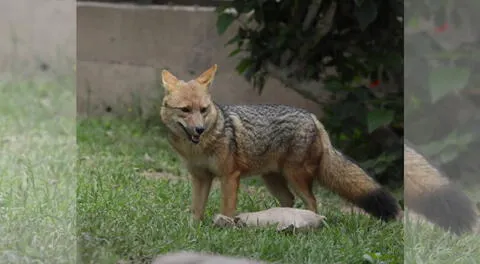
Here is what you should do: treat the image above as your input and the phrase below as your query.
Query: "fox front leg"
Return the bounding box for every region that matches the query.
[220,171,241,218]
[189,168,213,221]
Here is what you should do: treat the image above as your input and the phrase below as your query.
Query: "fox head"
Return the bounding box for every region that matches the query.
[160,64,218,144]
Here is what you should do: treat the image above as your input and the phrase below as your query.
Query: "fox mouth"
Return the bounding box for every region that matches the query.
[177,122,200,144]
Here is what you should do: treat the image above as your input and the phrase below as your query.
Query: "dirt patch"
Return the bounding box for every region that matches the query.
[140,171,185,182]
[339,204,370,216]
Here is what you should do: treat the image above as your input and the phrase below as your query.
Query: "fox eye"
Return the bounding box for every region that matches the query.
[180,107,191,113]
[200,107,208,113]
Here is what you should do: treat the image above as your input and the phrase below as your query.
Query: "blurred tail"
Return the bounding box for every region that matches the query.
[404,145,477,234]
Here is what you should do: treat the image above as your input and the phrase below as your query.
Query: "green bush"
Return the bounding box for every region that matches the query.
[216,0,403,187]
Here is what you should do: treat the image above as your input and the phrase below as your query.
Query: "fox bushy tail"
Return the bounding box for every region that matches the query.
[404,145,477,234]
[312,116,400,221]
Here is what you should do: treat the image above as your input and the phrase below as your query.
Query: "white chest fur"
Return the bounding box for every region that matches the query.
[169,137,222,176]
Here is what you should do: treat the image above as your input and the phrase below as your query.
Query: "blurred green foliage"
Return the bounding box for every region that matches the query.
[405,0,480,184]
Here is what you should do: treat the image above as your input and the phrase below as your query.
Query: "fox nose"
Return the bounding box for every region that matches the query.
[194,126,205,135]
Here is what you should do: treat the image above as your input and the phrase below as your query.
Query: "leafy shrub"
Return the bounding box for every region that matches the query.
[216,0,403,187]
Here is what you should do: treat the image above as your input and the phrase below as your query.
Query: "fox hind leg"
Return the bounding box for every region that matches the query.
[282,167,318,213]
[262,172,295,207]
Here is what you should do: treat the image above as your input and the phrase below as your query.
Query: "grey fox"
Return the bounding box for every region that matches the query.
[159,64,400,222]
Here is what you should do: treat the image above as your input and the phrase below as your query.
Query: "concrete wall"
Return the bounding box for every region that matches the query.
[77,2,325,118]
[0,0,75,78]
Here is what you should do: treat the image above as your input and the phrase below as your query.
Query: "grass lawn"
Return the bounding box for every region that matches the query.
[404,214,480,264]
[404,183,480,263]
[0,78,76,263]
[2,79,478,264]
[77,117,404,264]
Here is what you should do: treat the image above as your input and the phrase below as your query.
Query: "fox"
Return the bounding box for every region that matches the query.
[159,64,400,222]
[404,144,477,234]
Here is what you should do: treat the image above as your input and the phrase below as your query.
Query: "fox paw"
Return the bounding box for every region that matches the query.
[212,214,236,228]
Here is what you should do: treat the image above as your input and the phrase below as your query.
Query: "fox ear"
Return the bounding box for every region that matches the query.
[161,69,179,93]
[195,64,217,88]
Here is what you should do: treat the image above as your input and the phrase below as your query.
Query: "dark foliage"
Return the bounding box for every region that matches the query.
[216,0,403,187]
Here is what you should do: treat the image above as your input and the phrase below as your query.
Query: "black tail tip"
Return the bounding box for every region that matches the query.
[356,188,400,222]
[406,184,477,235]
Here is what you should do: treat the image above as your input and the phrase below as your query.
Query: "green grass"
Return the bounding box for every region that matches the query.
[0,78,76,263]
[404,213,480,264]
[2,79,477,264]
[77,118,404,264]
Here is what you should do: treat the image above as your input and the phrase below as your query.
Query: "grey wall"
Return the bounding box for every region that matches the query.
[76,2,325,118]
[0,0,75,78]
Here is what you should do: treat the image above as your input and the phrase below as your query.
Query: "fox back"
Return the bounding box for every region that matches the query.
[218,104,321,170]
